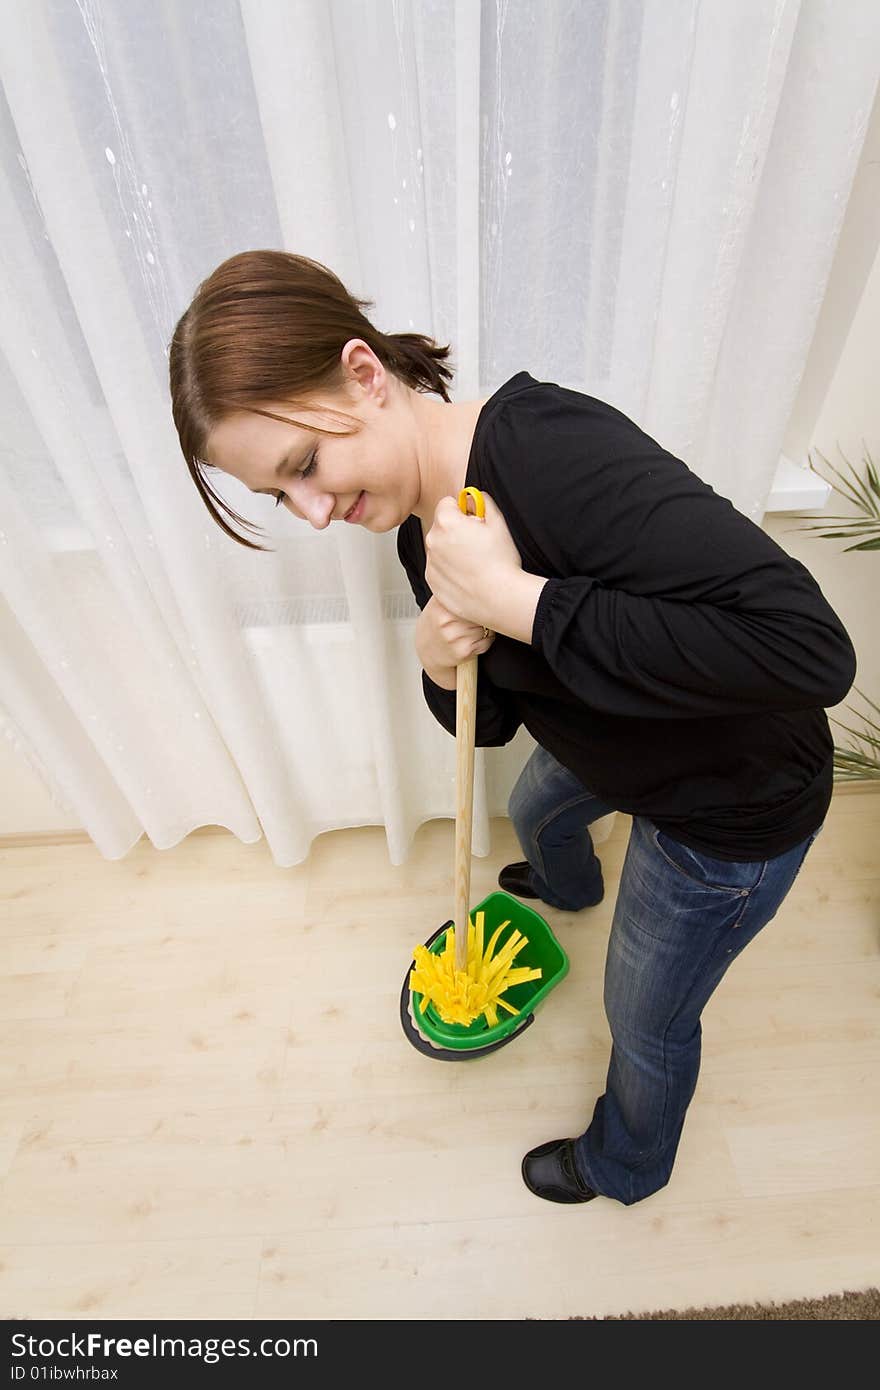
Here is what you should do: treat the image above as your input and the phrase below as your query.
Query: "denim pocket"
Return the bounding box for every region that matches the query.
[650,825,766,894]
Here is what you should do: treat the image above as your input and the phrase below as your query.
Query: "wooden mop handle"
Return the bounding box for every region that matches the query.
[453,486,485,972]
[454,654,478,971]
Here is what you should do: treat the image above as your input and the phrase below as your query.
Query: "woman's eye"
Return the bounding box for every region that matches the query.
[273,449,317,507]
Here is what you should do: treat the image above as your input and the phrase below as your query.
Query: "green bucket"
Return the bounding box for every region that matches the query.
[407,890,569,1053]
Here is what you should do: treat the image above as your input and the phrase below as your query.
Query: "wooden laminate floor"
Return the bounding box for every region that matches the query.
[1,792,878,1320]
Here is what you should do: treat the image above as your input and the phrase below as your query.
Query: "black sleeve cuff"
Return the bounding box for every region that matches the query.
[531,577,563,650]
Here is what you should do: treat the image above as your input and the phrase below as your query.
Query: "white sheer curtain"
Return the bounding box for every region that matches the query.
[0,0,877,866]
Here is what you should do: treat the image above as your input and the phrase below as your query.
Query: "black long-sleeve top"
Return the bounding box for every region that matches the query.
[396,372,856,861]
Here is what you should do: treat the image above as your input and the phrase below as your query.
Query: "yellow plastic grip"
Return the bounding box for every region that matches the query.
[458,486,485,518]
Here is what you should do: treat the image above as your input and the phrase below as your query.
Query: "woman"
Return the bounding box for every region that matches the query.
[170,250,856,1207]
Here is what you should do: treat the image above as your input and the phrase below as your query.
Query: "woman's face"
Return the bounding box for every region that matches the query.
[205,346,422,532]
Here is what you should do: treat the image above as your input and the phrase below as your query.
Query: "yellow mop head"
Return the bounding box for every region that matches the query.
[409,910,542,1028]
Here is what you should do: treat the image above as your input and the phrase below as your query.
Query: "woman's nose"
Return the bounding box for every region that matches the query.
[296,489,334,530]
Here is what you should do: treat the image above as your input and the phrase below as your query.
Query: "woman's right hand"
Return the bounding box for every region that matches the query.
[415,597,494,689]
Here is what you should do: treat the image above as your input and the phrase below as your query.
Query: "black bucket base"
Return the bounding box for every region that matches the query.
[400,919,535,1061]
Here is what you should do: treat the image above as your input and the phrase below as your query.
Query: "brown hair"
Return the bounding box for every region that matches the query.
[168,249,455,551]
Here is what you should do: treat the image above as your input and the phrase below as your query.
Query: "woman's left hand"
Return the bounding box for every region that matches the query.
[424,491,522,627]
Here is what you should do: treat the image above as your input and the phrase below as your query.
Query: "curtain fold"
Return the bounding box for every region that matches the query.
[0,0,877,866]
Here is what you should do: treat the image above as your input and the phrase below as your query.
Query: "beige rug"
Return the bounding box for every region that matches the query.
[567,1287,879,1320]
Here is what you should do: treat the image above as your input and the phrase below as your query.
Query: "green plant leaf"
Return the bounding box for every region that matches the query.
[833,765,880,781]
[809,448,865,511]
[835,446,880,516]
[814,445,879,514]
[843,537,880,551]
[850,686,880,718]
[791,517,879,530]
[796,527,880,543]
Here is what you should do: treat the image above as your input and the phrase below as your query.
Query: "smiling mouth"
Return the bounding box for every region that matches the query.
[343,491,365,522]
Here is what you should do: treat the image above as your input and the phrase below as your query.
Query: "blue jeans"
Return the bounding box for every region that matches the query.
[508,743,823,1205]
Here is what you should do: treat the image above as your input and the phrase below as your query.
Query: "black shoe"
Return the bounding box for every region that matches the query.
[521,1138,597,1204]
[498,861,541,899]
[498,861,605,909]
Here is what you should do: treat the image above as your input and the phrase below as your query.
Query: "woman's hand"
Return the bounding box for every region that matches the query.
[415,596,494,688]
[424,492,522,627]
